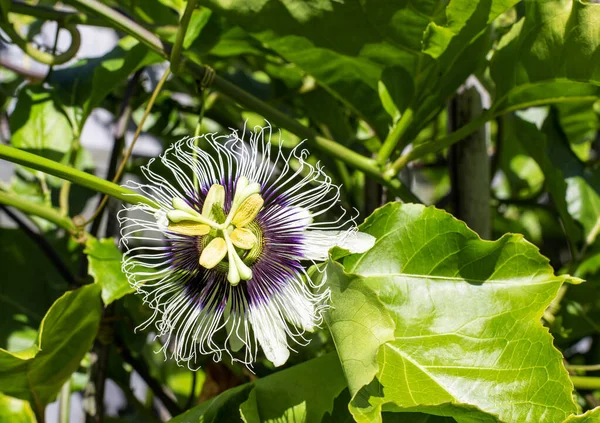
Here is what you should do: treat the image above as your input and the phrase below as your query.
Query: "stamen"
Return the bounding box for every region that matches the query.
[232,194,264,227]
[168,221,210,236]
[230,227,257,250]
[225,177,262,225]
[199,237,227,269]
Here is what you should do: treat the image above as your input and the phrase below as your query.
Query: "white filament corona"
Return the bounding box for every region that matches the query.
[118,123,374,369]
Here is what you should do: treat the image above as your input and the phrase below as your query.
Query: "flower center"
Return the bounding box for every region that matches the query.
[165,176,264,286]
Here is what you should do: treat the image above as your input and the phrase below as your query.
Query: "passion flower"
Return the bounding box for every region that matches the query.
[119,124,374,368]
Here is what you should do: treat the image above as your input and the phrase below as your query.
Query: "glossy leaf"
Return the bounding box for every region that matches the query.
[200,0,516,140]
[9,85,74,162]
[491,1,600,114]
[378,66,414,121]
[564,408,600,422]
[0,393,36,423]
[496,114,544,199]
[84,236,134,305]
[0,284,102,407]
[556,101,600,147]
[170,353,346,423]
[7,84,94,215]
[515,110,600,249]
[325,203,578,423]
[556,251,600,342]
[0,229,68,352]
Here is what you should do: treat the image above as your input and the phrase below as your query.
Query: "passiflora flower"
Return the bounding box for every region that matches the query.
[119,124,375,368]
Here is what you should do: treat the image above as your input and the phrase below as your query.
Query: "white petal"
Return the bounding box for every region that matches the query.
[291,206,313,228]
[278,282,316,332]
[249,302,290,367]
[302,230,376,261]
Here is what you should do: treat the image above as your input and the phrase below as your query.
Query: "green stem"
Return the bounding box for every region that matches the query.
[0,21,81,65]
[59,379,71,423]
[0,145,157,208]
[385,109,494,178]
[571,376,600,391]
[65,0,420,203]
[65,0,167,58]
[11,1,103,26]
[378,108,413,164]
[567,364,600,372]
[334,160,352,193]
[0,191,76,232]
[313,135,378,176]
[169,0,197,74]
[83,67,171,226]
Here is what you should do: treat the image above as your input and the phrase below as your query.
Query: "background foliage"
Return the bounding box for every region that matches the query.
[0,0,600,422]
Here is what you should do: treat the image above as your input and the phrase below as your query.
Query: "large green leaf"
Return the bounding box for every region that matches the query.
[170,353,346,423]
[49,36,162,131]
[556,101,600,147]
[0,393,35,423]
[491,1,600,114]
[564,408,600,422]
[200,0,517,140]
[325,203,579,423]
[505,112,580,250]
[556,250,600,342]
[9,85,74,163]
[0,284,102,407]
[515,109,600,250]
[496,115,544,199]
[84,236,134,305]
[8,84,94,216]
[0,230,68,352]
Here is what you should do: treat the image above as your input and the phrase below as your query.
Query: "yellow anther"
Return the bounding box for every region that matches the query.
[199,237,227,269]
[230,227,257,250]
[202,184,225,218]
[168,221,210,236]
[232,194,264,227]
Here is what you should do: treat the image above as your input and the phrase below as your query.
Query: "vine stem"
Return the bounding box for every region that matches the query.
[169,0,198,74]
[377,108,413,164]
[384,109,494,178]
[0,21,81,65]
[65,0,419,203]
[0,191,76,232]
[0,145,157,208]
[59,379,71,423]
[89,70,142,236]
[64,0,167,58]
[571,376,600,391]
[567,364,600,372]
[83,67,171,227]
[11,1,104,26]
